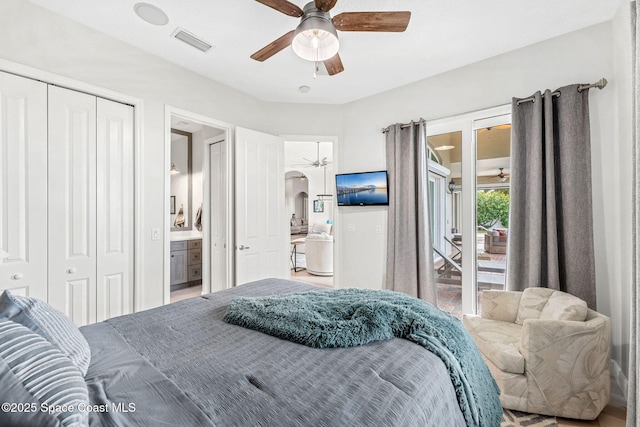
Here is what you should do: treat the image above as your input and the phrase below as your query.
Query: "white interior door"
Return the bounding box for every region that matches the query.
[48,86,97,325]
[209,140,227,292]
[96,98,134,322]
[0,72,48,299]
[235,127,287,284]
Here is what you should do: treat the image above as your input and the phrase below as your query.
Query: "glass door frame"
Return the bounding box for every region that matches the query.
[426,104,511,314]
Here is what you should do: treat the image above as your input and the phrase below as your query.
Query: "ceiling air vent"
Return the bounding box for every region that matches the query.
[171,28,212,53]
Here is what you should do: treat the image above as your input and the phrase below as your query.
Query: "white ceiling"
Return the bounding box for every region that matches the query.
[28,0,621,104]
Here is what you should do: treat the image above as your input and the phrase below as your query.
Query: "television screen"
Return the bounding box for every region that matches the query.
[336,171,389,206]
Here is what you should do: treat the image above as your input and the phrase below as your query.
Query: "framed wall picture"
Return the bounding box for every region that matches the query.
[313,199,324,213]
[170,196,176,214]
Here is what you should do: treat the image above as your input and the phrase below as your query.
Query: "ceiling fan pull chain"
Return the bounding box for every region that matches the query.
[313,61,318,79]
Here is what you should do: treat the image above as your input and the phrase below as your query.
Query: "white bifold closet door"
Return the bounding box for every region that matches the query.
[48,86,133,326]
[0,72,48,300]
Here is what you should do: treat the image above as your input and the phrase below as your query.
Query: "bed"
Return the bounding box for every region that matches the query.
[0,278,497,427]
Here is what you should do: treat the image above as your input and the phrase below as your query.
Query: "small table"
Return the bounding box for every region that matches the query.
[290,238,306,272]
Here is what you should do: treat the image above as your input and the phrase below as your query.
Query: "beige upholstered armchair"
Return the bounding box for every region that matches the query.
[463,288,610,420]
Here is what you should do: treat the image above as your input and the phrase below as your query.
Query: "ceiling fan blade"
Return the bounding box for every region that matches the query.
[323,54,344,76]
[315,0,338,12]
[255,0,303,17]
[478,169,502,177]
[333,12,411,32]
[250,31,295,62]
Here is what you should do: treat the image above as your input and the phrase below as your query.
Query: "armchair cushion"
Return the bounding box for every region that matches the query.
[515,287,555,324]
[539,291,588,322]
[463,315,524,374]
[514,287,588,325]
[481,290,521,323]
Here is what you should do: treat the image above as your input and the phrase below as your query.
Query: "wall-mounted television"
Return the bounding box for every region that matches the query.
[336,170,389,206]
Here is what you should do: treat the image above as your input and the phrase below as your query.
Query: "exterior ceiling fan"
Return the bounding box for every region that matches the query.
[478,167,511,182]
[251,0,411,76]
[497,168,510,182]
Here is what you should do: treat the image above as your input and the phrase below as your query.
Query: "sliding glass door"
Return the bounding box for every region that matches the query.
[427,130,464,316]
[427,106,510,316]
[473,115,511,314]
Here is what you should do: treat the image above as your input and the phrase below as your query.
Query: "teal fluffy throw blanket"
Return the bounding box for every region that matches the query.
[223,288,502,427]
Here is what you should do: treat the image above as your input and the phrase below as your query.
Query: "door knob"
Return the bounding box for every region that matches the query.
[67,268,77,274]
[11,273,23,280]
[238,245,250,251]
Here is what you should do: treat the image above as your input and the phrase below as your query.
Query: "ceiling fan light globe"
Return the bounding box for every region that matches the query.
[292,16,339,61]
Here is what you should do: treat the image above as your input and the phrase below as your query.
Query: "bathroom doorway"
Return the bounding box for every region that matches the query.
[165,108,232,304]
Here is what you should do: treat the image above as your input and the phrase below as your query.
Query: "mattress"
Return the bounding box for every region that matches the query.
[81,278,466,426]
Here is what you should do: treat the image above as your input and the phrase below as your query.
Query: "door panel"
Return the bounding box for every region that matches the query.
[96,98,134,322]
[48,86,97,326]
[0,72,48,299]
[170,250,188,285]
[209,140,227,292]
[67,279,91,326]
[235,127,287,284]
[427,130,464,317]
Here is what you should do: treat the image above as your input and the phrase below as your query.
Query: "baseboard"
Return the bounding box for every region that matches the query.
[611,359,629,402]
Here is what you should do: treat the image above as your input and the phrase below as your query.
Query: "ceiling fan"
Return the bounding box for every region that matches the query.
[477,167,511,182]
[297,141,331,168]
[497,168,510,182]
[251,0,411,76]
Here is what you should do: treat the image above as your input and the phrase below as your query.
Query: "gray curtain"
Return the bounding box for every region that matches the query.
[628,2,639,425]
[385,121,437,303]
[507,84,596,309]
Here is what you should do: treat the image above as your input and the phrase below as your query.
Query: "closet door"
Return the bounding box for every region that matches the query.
[0,72,48,299]
[48,86,97,326]
[96,98,134,322]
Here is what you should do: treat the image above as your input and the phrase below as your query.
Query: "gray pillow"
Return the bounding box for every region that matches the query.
[0,290,91,376]
[0,319,89,427]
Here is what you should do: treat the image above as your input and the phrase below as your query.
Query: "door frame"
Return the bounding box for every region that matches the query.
[0,58,144,312]
[281,134,339,285]
[164,106,234,304]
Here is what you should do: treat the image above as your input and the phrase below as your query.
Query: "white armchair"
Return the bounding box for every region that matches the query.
[305,233,333,276]
[463,287,610,420]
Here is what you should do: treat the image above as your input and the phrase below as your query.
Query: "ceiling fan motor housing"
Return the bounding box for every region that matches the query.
[292,2,340,61]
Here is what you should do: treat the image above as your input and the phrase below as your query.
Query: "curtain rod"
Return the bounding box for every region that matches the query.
[515,77,608,106]
[381,118,426,134]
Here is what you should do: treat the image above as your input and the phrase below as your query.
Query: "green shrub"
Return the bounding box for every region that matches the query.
[477,190,509,228]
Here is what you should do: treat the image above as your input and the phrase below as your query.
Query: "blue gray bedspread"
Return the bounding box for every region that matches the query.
[223,288,502,427]
[81,279,470,426]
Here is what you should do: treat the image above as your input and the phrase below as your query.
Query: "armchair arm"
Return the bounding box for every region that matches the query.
[520,315,611,419]
[481,290,522,322]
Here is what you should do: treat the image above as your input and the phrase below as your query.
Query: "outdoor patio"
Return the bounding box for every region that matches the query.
[435,233,507,318]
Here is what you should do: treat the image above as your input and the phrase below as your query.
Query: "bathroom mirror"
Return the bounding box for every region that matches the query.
[170,129,192,231]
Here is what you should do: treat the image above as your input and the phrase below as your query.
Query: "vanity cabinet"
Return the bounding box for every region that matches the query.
[170,239,202,287]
